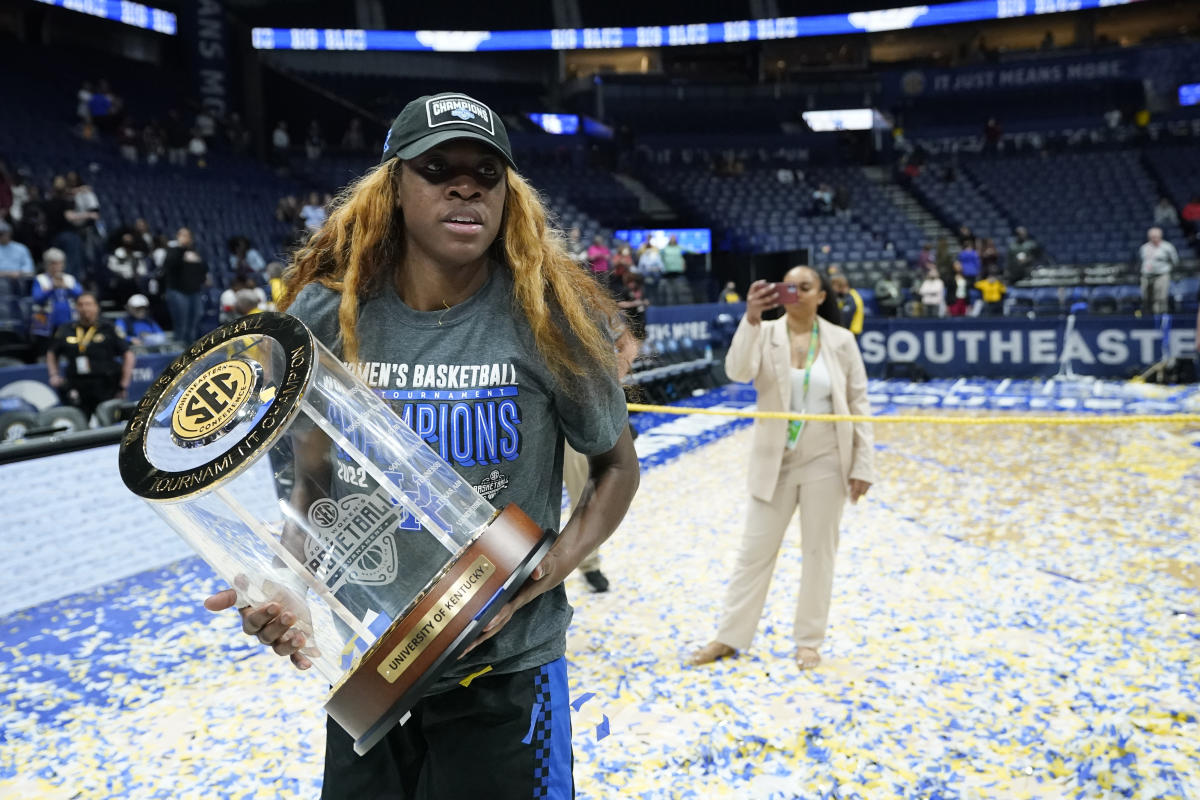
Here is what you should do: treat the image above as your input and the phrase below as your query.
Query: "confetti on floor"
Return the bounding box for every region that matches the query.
[1,381,1197,799]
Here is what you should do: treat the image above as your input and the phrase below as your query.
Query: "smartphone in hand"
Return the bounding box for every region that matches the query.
[771,283,799,304]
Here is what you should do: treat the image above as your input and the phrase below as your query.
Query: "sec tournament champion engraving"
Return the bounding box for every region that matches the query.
[172,359,259,444]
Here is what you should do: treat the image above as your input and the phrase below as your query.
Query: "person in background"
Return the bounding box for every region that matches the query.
[660,235,687,305]
[722,281,741,303]
[975,269,1006,316]
[219,273,267,323]
[979,237,999,278]
[919,266,945,318]
[1006,226,1038,283]
[1153,197,1179,228]
[30,247,82,356]
[586,234,610,276]
[228,235,266,275]
[161,227,209,344]
[46,292,134,423]
[957,237,981,282]
[300,191,327,231]
[830,273,862,336]
[1138,226,1178,316]
[103,232,149,306]
[691,267,874,671]
[114,293,166,346]
[636,240,664,304]
[948,261,969,317]
[874,272,901,318]
[264,261,285,309]
[0,220,34,281]
[234,288,264,316]
[1180,195,1200,242]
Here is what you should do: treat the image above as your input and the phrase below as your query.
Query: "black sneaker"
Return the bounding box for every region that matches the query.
[583,569,609,593]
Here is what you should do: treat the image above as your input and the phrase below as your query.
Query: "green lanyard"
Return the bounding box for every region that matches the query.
[785,321,820,450]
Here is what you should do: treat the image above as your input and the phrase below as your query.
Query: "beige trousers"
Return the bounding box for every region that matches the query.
[717,423,846,651]
[563,441,601,573]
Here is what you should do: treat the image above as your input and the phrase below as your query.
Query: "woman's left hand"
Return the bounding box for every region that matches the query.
[849,479,871,504]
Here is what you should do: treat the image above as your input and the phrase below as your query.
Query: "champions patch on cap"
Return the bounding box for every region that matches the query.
[426,96,495,135]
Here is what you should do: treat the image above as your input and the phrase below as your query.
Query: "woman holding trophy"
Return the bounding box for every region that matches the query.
[201,93,640,799]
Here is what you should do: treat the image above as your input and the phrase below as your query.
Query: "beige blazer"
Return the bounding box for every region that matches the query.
[725,314,876,502]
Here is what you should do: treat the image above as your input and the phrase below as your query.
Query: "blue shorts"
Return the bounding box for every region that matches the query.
[321,657,574,800]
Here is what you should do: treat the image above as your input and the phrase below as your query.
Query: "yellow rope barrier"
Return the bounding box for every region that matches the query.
[625,403,1200,426]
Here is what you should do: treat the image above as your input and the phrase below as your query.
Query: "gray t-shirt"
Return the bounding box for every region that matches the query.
[287,265,626,692]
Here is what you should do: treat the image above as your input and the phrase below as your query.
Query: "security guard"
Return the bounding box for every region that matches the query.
[46,292,135,422]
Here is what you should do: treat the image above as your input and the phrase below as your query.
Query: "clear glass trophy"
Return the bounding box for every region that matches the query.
[118,312,556,754]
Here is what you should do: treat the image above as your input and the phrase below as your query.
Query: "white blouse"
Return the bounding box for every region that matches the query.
[789,349,834,415]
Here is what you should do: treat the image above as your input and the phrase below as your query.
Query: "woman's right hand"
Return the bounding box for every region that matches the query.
[744,280,779,325]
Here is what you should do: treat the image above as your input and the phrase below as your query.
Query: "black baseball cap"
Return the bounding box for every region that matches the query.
[380,92,516,169]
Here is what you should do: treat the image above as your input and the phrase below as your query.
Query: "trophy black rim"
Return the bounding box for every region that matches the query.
[350,527,560,755]
[118,312,316,502]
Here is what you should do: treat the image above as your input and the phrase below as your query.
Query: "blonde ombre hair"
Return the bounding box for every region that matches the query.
[280,160,619,384]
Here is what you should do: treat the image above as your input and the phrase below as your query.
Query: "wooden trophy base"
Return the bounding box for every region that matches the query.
[324,503,556,754]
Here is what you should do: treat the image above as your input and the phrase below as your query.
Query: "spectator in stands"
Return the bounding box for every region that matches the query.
[87,80,117,133]
[916,242,935,275]
[228,235,266,276]
[305,120,324,161]
[660,235,689,305]
[691,267,874,671]
[188,128,208,168]
[587,234,611,275]
[142,119,165,166]
[1138,226,1179,316]
[341,118,365,152]
[722,281,741,303]
[958,237,981,281]
[103,232,149,305]
[1006,226,1039,282]
[131,218,154,254]
[46,176,96,279]
[265,261,285,309]
[831,274,864,336]
[117,118,139,163]
[165,110,189,166]
[1153,197,1179,228]
[161,227,209,344]
[30,248,82,356]
[114,294,165,346]
[979,237,999,277]
[811,183,834,215]
[918,266,945,317]
[565,227,587,267]
[46,292,133,422]
[948,261,969,317]
[874,272,901,317]
[636,240,663,304]
[219,273,266,323]
[271,121,290,171]
[608,242,634,291]
[0,221,34,281]
[1180,195,1200,241]
[234,288,263,317]
[76,80,93,123]
[615,273,649,340]
[300,192,327,231]
[975,269,1006,316]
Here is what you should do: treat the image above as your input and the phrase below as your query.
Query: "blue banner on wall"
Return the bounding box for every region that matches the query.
[644,302,744,344]
[179,0,232,119]
[885,50,1141,100]
[860,315,1194,378]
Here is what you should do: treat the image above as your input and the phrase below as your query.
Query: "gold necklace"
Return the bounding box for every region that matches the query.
[438,299,451,326]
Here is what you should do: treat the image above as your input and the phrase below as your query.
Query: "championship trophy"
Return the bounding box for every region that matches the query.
[118,312,556,754]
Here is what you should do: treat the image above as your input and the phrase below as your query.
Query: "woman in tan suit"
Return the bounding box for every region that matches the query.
[692,266,875,669]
